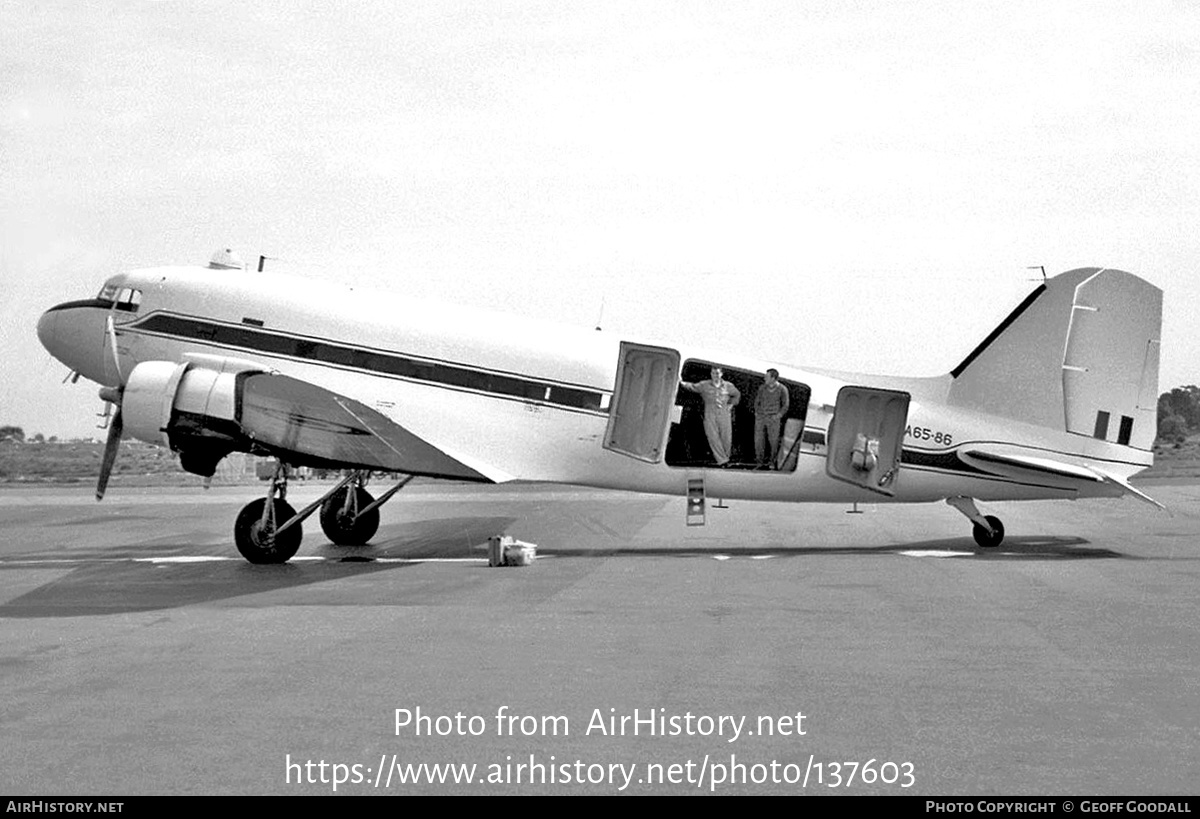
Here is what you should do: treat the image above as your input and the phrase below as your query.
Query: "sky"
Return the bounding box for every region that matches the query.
[2,0,1198,440]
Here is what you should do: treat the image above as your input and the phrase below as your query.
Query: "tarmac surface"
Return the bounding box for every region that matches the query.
[1,479,1198,795]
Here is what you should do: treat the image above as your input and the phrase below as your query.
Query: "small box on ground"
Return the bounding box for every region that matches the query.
[487,536,538,567]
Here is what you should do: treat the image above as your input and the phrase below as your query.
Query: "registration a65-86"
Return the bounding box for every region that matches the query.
[905,425,953,446]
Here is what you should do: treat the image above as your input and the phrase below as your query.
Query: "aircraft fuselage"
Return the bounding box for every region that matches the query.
[38,265,1150,508]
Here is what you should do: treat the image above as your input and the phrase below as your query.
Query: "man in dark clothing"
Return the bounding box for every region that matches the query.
[753,368,790,469]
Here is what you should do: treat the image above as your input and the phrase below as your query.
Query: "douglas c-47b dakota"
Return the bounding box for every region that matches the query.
[37,251,1164,563]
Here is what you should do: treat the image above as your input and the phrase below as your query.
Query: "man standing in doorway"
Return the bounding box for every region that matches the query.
[680,367,740,466]
[753,368,790,469]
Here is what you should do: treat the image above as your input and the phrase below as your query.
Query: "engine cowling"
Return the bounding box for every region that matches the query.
[121,358,265,475]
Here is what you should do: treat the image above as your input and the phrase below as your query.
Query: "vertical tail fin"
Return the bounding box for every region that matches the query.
[947,268,1162,451]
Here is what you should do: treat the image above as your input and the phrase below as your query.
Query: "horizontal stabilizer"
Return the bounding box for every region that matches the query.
[1086,465,1166,510]
[962,449,1103,482]
[962,448,1163,509]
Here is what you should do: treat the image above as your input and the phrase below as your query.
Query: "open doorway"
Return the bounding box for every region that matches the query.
[665,360,810,471]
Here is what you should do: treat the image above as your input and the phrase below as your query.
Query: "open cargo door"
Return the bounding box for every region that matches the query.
[603,342,680,463]
[825,386,910,496]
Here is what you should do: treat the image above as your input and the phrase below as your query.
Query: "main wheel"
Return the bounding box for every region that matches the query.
[971,514,1005,549]
[234,498,302,564]
[319,486,380,545]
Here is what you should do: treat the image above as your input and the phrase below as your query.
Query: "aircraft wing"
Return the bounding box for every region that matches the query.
[238,372,493,481]
[961,447,1163,509]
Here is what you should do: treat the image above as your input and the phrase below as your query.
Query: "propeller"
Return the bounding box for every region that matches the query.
[105,315,124,382]
[96,317,126,501]
[96,391,123,501]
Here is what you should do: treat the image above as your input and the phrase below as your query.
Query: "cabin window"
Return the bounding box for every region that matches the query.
[664,360,811,472]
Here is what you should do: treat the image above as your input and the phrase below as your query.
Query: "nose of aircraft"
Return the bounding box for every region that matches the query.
[38,302,116,386]
[36,308,58,354]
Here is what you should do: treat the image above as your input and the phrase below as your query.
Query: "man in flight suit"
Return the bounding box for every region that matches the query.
[680,367,740,466]
[753,368,791,469]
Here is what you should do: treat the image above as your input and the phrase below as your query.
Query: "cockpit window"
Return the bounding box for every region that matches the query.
[116,288,141,311]
[96,283,141,312]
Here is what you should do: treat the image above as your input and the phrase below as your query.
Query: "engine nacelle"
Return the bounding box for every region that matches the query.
[122,361,188,448]
[121,359,265,475]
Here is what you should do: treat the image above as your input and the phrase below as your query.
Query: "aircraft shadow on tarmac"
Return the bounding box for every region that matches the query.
[321,515,520,560]
[0,516,515,618]
[0,521,1133,618]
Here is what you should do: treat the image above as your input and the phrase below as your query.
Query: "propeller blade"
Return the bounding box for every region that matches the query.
[105,315,123,382]
[96,404,123,501]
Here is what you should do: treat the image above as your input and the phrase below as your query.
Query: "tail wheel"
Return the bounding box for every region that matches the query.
[234,498,302,564]
[319,486,380,545]
[972,515,1005,549]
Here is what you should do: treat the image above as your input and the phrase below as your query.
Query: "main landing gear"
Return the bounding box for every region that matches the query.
[233,464,414,564]
[945,496,1005,549]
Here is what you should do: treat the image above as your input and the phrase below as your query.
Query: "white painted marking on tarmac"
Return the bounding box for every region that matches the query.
[750,555,776,560]
[134,556,237,563]
[713,555,731,561]
[0,558,95,565]
[898,550,972,558]
[371,558,488,564]
[1,555,494,567]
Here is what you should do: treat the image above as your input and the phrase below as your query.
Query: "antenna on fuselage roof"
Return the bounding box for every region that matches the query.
[208,248,245,270]
[594,297,605,332]
[251,255,328,274]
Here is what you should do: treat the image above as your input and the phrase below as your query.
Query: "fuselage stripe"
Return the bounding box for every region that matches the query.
[130,312,610,414]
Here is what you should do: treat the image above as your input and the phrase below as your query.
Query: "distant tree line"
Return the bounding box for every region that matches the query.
[1157,386,1200,444]
[1,427,54,443]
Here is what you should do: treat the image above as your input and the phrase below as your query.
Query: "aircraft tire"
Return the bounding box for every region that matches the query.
[971,515,1005,549]
[319,486,380,546]
[234,498,302,564]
